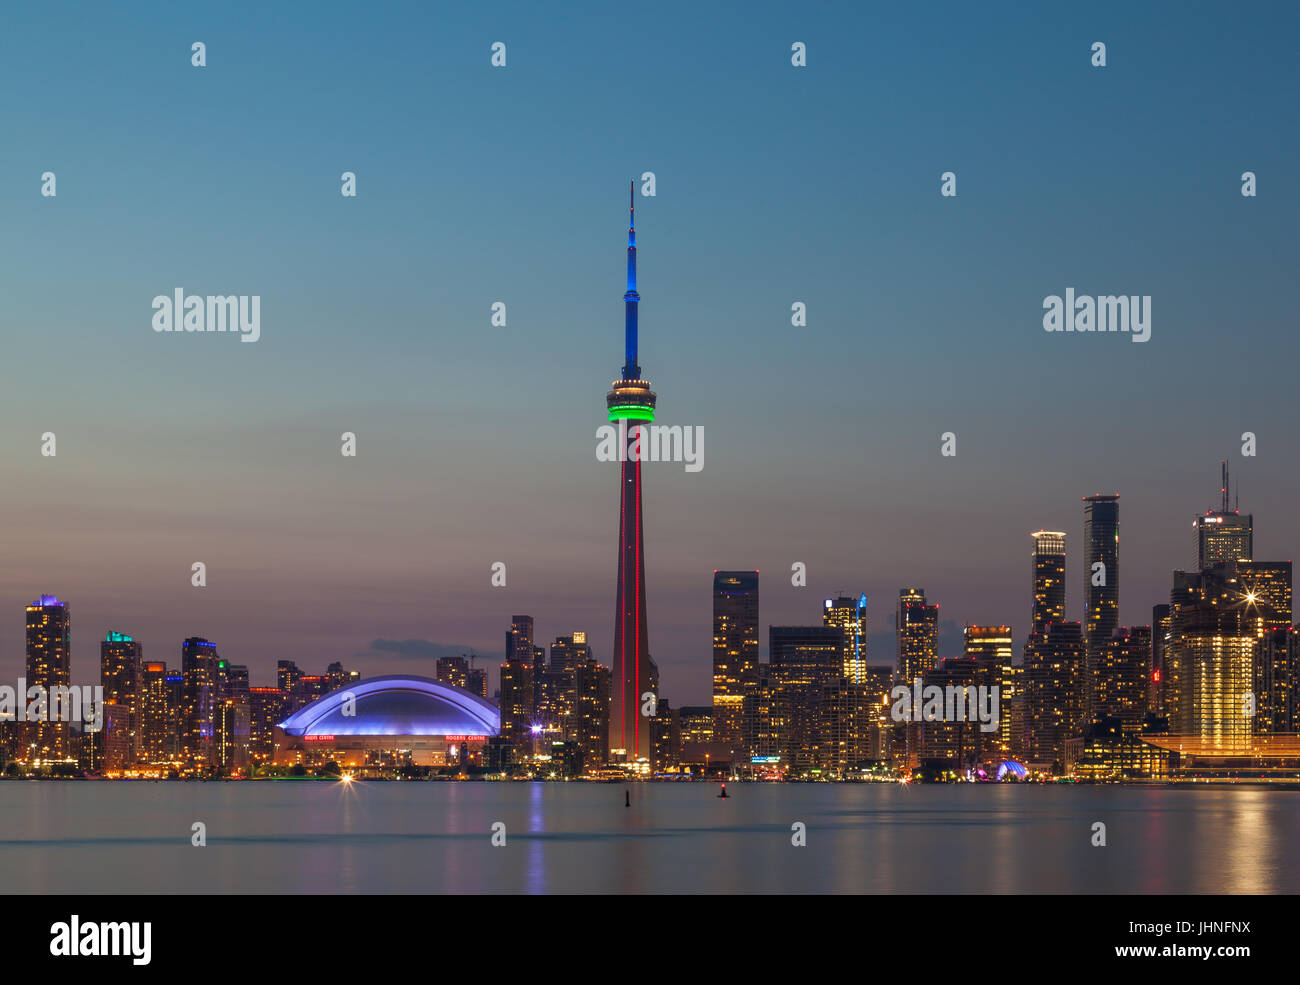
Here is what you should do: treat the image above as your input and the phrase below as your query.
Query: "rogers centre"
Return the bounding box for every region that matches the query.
[272,675,500,768]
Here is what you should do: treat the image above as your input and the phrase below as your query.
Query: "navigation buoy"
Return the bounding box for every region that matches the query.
[625,789,630,807]
[718,782,729,799]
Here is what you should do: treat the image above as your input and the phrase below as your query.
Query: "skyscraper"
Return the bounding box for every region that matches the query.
[165,672,183,757]
[896,588,938,685]
[181,637,219,771]
[608,184,657,763]
[277,660,301,696]
[1234,559,1292,622]
[1255,626,1298,735]
[1166,560,1288,751]
[435,655,470,691]
[26,595,72,760]
[225,663,250,702]
[963,625,1015,761]
[248,686,285,765]
[769,626,844,776]
[499,658,535,755]
[1095,626,1152,732]
[917,655,984,767]
[466,667,489,701]
[1193,462,1253,570]
[100,631,142,763]
[1151,603,1171,717]
[550,632,592,743]
[215,698,251,773]
[1030,531,1066,634]
[1024,621,1085,772]
[713,570,759,755]
[505,616,536,666]
[649,699,680,773]
[1083,494,1120,721]
[139,661,171,763]
[824,594,868,684]
[574,657,610,771]
[325,661,358,691]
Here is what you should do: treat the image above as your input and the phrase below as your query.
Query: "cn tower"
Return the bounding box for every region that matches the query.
[607,182,656,763]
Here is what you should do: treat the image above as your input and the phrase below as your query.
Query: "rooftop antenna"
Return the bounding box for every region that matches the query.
[1221,460,1229,513]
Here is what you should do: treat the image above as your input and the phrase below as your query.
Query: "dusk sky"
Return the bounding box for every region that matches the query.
[1,1,1297,704]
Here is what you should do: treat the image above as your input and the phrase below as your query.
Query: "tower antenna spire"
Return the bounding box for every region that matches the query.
[623,180,640,379]
[1221,459,1230,513]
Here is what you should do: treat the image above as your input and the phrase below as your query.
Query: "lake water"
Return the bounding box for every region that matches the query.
[0,781,1294,893]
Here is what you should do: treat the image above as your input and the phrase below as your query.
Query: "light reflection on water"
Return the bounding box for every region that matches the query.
[0,782,1293,894]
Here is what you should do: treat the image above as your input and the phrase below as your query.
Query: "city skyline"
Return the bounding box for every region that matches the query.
[2,167,1293,782]
[6,0,1300,928]
[3,2,1298,710]
[3,466,1284,710]
[12,474,1287,778]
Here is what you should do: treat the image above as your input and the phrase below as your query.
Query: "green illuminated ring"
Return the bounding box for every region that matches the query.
[608,405,655,422]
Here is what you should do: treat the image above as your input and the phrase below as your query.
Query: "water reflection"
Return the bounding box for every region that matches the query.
[0,783,1294,893]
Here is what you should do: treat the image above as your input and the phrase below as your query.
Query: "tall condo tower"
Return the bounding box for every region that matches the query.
[607,183,657,762]
[896,588,938,685]
[1083,494,1120,723]
[26,595,72,760]
[1030,531,1067,635]
[714,571,760,754]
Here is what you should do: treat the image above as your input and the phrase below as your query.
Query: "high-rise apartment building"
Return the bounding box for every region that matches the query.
[277,660,302,696]
[713,570,759,757]
[963,625,1015,761]
[549,633,593,743]
[1031,531,1067,634]
[138,661,172,763]
[1151,603,1171,717]
[499,659,535,756]
[574,657,610,770]
[1255,626,1298,735]
[1095,626,1151,732]
[1083,494,1120,721]
[824,594,867,684]
[248,686,285,764]
[896,588,938,685]
[649,699,680,773]
[436,656,470,691]
[1024,621,1085,772]
[1167,560,1290,751]
[100,630,142,763]
[769,625,844,776]
[215,698,251,773]
[181,637,219,771]
[26,595,72,761]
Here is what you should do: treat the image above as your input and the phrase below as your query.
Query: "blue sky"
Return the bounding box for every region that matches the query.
[0,1,1297,703]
